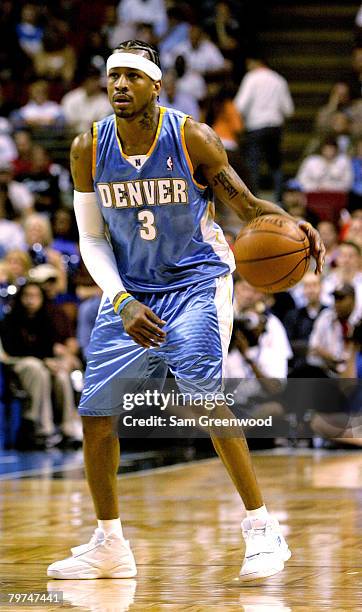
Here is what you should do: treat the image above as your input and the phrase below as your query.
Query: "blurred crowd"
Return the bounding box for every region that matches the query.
[0,0,361,451]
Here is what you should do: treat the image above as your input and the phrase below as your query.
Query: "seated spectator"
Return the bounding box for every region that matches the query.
[233,278,264,317]
[15,2,43,58]
[77,30,110,81]
[12,129,34,176]
[209,88,243,152]
[173,55,207,102]
[33,23,76,86]
[297,137,353,192]
[159,70,200,119]
[101,4,136,51]
[321,241,362,322]
[0,186,26,255]
[344,212,362,250]
[305,110,353,157]
[24,213,67,295]
[205,1,240,64]
[158,5,190,70]
[317,220,339,271]
[285,272,327,371]
[170,24,227,80]
[224,306,292,430]
[51,207,81,296]
[10,80,65,129]
[0,161,34,217]
[61,66,111,134]
[117,0,167,37]
[0,282,82,449]
[0,118,16,165]
[308,283,356,376]
[16,144,63,214]
[349,137,362,211]
[315,82,352,135]
[281,179,320,225]
[310,318,362,447]
[5,249,32,286]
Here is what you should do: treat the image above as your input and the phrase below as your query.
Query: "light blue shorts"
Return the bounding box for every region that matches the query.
[78,275,233,416]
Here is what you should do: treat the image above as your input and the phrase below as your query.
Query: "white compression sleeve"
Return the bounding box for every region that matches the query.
[73,190,126,304]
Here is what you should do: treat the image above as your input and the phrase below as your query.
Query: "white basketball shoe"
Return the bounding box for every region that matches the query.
[47,529,137,579]
[239,517,291,581]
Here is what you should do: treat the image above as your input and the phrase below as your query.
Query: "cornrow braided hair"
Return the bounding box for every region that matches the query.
[113,40,161,69]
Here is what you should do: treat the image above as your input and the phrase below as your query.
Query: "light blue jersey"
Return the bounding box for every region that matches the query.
[92,106,235,293]
[79,107,235,416]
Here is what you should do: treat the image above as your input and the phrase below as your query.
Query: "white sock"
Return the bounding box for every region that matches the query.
[98,518,124,538]
[246,505,269,522]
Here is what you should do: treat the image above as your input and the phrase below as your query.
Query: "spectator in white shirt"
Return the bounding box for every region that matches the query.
[61,67,112,134]
[10,80,65,129]
[297,137,353,193]
[169,24,226,77]
[159,70,200,120]
[234,53,294,201]
[117,0,167,37]
[321,240,362,324]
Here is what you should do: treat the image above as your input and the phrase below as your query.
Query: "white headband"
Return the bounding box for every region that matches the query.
[106,52,162,81]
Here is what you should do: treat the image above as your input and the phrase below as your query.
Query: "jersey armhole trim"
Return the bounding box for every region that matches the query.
[180,115,208,190]
[92,121,98,179]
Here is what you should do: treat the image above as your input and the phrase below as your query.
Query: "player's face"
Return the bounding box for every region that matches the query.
[107,66,160,119]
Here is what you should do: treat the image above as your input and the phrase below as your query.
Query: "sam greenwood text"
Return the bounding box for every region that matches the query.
[122,415,273,427]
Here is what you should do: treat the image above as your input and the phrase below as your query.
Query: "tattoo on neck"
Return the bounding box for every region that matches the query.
[213,169,238,200]
[139,111,156,131]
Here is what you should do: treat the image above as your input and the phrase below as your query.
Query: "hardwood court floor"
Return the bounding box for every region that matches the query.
[0,451,361,611]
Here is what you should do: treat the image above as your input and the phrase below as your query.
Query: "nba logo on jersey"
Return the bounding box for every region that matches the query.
[166,156,173,171]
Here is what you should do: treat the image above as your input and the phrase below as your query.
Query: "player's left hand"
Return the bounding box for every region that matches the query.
[297,220,325,274]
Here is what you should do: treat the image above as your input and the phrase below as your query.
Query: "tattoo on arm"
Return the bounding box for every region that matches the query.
[204,128,225,154]
[213,169,239,200]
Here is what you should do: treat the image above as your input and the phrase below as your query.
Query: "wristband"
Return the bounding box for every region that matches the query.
[113,292,134,315]
[116,295,135,315]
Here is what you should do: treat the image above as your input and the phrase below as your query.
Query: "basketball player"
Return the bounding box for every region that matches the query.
[47,41,325,581]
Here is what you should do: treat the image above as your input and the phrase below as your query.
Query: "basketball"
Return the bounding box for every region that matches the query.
[234,214,311,293]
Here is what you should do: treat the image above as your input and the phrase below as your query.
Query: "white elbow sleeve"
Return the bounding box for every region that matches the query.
[73,190,126,303]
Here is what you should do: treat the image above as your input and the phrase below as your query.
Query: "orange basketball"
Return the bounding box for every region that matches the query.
[234,214,310,293]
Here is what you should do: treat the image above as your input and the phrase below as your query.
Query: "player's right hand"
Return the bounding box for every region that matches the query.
[120,300,166,348]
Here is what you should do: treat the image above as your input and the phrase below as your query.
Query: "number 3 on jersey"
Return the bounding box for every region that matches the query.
[138,210,157,240]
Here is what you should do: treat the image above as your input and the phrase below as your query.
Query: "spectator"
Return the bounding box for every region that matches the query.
[315,82,352,134]
[281,179,320,225]
[117,0,167,37]
[285,272,327,371]
[234,52,294,201]
[0,282,81,449]
[0,185,26,255]
[15,2,43,58]
[33,23,76,86]
[297,137,353,193]
[24,213,67,295]
[158,5,190,70]
[12,129,34,176]
[317,220,339,271]
[308,283,356,376]
[101,4,136,51]
[349,137,362,211]
[0,118,17,165]
[310,319,362,447]
[321,241,362,322]
[170,24,227,79]
[173,55,206,102]
[16,144,62,213]
[0,161,34,217]
[344,213,362,251]
[10,80,65,129]
[5,249,32,285]
[61,66,111,134]
[159,70,200,119]
[77,30,110,81]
